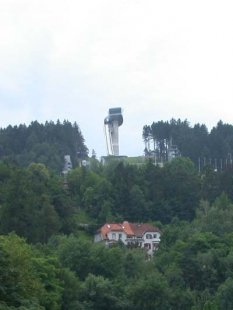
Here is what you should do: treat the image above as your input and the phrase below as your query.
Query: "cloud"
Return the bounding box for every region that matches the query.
[0,0,233,156]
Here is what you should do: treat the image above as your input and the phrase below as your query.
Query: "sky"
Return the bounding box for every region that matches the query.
[0,0,233,157]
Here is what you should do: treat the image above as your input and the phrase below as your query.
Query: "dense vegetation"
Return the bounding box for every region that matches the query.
[143,119,233,170]
[1,119,233,309]
[0,120,88,171]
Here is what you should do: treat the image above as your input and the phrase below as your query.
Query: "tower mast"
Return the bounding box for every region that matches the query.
[104,108,123,156]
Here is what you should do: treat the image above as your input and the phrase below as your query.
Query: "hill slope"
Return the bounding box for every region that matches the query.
[0,120,88,171]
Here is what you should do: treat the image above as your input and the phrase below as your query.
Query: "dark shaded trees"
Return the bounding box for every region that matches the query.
[161,157,200,222]
[0,163,72,243]
[0,234,48,309]
[143,119,233,170]
[0,120,88,172]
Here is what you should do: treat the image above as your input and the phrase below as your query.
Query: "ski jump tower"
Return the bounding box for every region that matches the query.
[104,108,123,156]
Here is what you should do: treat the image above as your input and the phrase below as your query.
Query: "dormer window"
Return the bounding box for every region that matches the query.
[146,234,152,239]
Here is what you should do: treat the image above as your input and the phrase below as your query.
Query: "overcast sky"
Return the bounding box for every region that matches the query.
[0,0,233,157]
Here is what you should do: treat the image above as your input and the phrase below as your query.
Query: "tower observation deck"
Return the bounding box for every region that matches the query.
[104,108,123,156]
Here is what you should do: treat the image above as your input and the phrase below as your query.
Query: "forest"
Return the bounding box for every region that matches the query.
[0,120,88,172]
[143,119,233,171]
[1,119,233,309]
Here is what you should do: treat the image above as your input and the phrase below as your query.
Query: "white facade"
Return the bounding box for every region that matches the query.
[94,230,127,244]
[126,231,161,256]
[62,155,72,174]
[94,223,161,256]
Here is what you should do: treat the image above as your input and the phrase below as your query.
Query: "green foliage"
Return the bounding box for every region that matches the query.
[2,119,233,308]
[59,268,83,310]
[0,164,62,242]
[143,119,233,168]
[216,278,233,309]
[80,274,127,310]
[2,193,233,308]
[161,157,200,222]
[55,234,93,280]
[0,120,88,171]
[195,194,233,236]
[127,272,171,310]
[0,234,45,308]
[32,255,63,309]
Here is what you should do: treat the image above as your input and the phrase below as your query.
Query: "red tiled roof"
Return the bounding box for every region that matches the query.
[99,223,124,239]
[98,221,160,239]
[122,221,134,235]
[128,223,160,236]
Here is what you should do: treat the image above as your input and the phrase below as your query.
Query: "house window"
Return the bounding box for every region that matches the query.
[119,233,122,239]
[112,233,116,240]
[153,243,159,250]
[146,234,152,239]
[153,233,157,238]
[144,243,151,249]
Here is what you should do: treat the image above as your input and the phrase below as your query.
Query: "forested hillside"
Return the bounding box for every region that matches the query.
[1,157,233,308]
[1,119,233,308]
[0,120,88,171]
[143,119,233,170]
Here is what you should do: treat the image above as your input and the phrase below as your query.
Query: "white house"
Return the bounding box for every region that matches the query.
[94,221,161,256]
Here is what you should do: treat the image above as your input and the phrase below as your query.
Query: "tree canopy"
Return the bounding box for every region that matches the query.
[0,120,88,172]
[1,118,233,308]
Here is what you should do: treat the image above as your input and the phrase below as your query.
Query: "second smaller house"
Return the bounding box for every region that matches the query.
[94,221,161,256]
